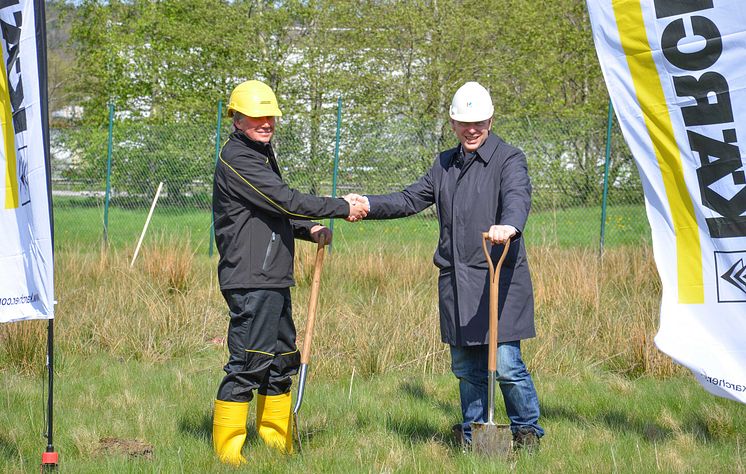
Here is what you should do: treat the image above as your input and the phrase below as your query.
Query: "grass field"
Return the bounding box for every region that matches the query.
[52,198,650,254]
[2,350,743,473]
[2,237,744,472]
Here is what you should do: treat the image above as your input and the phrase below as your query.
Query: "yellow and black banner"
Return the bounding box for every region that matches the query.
[587,0,746,403]
[0,0,53,323]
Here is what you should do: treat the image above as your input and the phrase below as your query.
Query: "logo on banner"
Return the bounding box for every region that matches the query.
[0,1,27,210]
[715,251,746,302]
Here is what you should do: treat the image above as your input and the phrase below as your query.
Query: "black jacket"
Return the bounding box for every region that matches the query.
[367,133,535,345]
[213,131,349,289]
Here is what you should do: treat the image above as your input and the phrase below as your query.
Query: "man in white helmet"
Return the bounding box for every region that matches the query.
[211,79,368,465]
[351,81,543,450]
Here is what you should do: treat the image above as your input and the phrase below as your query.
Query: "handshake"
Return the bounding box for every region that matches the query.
[343,193,370,222]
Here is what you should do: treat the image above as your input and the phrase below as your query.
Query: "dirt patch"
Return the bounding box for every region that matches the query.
[98,437,154,460]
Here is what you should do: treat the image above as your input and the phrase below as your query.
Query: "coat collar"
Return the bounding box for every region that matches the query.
[232,130,274,156]
[474,132,499,163]
[452,132,500,166]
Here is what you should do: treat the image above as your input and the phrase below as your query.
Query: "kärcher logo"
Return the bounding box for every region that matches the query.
[721,258,746,294]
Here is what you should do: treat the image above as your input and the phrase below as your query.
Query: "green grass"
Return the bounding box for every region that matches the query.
[526,204,651,248]
[1,349,744,473]
[52,198,650,254]
[0,236,740,472]
[53,203,213,252]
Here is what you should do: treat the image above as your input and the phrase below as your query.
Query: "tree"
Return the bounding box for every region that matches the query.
[68,0,609,126]
[70,0,246,124]
[46,0,77,121]
[63,0,621,209]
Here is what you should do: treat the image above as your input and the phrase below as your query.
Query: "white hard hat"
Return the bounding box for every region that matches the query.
[449,82,494,122]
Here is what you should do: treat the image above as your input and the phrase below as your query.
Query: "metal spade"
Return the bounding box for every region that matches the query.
[471,232,512,457]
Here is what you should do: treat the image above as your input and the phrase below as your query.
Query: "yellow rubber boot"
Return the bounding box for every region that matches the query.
[212,400,249,465]
[256,393,294,454]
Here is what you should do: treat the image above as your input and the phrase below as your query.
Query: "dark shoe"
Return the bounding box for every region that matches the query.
[452,423,474,454]
[451,423,466,446]
[513,427,540,453]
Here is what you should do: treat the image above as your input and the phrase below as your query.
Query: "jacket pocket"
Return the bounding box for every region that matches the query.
[261,232,277,271]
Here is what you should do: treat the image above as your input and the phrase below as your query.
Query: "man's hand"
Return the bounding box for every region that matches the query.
[344,193,369,222]
[310,225,332,245]
[344,193,369,207]
[487,224,517,244]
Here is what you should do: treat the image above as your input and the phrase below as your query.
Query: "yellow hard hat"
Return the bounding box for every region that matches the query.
[227,80,283,118]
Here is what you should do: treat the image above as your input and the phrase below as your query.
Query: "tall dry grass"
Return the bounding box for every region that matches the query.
[51,238,224,362]
[5,239,679,379]
[293,242,679,379]
[530,245,677,377]
[0,319,47,375]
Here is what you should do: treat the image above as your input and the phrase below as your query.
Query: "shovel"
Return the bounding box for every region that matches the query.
[471,232,512,457]
[292,234,327,453]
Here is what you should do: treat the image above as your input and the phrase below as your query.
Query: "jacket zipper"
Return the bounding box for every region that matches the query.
[262,232,276,271]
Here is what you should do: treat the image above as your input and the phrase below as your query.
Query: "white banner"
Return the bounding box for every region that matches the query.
[587,0,746,402]
[0,0,53,323]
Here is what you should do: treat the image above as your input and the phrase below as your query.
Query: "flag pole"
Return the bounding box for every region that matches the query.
[34,0,58,469]
[42,320,57,470]
[328,97,342,254]
[599,99,614,257]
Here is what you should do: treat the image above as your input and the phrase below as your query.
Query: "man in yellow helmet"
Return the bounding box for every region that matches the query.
[211,79,368,465]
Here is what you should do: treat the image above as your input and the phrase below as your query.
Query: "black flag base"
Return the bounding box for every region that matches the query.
[41,318,58,471]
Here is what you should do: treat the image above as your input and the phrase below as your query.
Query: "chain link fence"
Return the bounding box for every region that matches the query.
[51,103,647,254]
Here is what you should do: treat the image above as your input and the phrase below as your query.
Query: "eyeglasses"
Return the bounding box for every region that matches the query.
[452,119,491,129]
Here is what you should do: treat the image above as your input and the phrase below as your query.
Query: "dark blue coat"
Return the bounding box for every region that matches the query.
[367,133,535,346]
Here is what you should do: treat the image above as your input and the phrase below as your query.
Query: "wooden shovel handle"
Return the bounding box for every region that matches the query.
[300,234,327,365]
[481,232,511,373]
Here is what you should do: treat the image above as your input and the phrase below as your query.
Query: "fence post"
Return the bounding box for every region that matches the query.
[103,103,114,245]
[209,99,223,257]
[328,97,343,254]
[599,100,614,256]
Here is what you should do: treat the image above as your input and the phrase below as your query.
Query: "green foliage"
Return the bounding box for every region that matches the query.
[54,125,111,188]
[65,0,607,124]
[108,121,216,207]
[69,0,239,124]
[47,0,77,118]
[498,116,640,210]
[57,0,636,238]
[487,0,606,118]
[54,119,217,208]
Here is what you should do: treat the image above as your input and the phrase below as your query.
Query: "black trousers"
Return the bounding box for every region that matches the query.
[216,288,300,402]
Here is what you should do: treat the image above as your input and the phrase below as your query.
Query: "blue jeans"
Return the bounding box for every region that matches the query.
[450,341,544,441]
